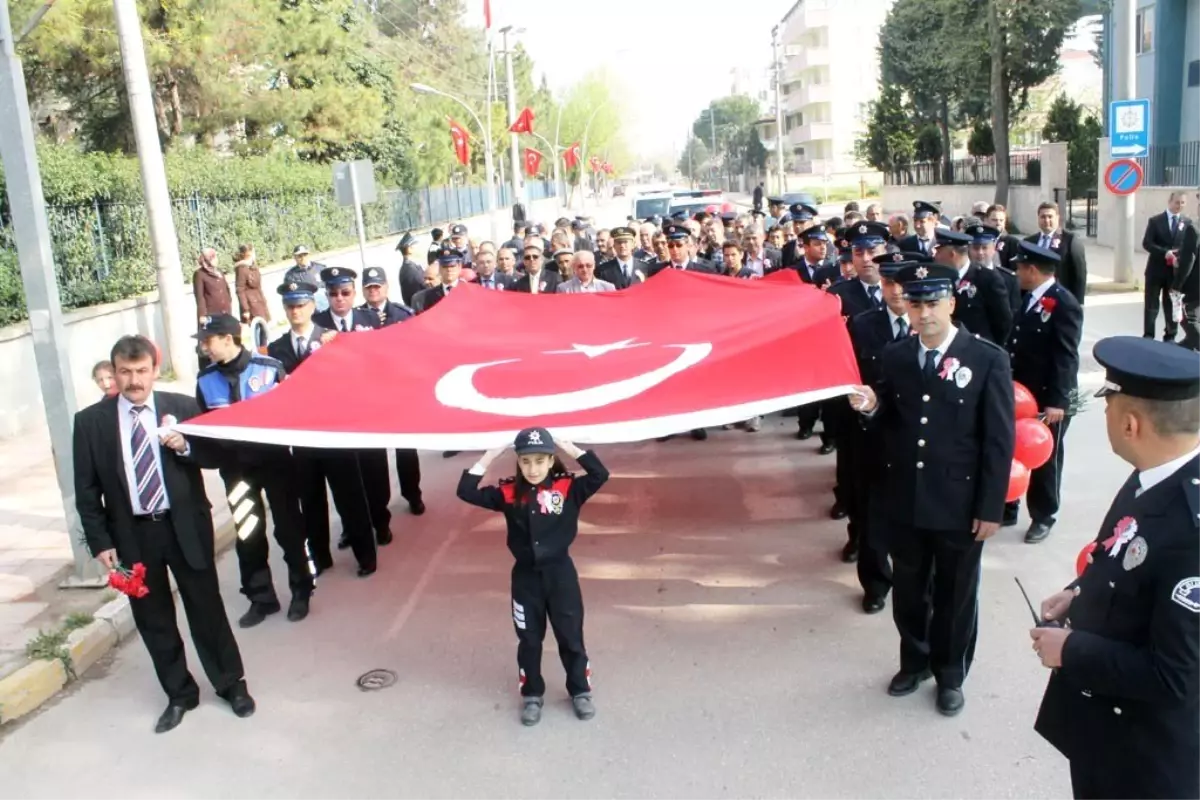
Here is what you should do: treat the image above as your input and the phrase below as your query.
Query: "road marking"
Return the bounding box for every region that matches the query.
[383,518,463,641]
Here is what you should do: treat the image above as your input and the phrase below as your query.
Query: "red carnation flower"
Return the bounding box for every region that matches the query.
[1040,297,1057,313]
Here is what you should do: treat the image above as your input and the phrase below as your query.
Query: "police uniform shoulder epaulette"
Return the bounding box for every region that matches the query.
[971,332,1009,354]
[248,353,285,370]
[1185,475,1199,529]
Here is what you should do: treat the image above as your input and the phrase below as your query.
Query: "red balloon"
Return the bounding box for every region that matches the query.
[1076,541,1098,577]
[1014,417,1054,470]
[1006,459,1030,503]
[1013,381,1038,420]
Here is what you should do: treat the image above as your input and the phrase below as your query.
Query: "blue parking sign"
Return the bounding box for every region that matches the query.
[1109,99,1150,158]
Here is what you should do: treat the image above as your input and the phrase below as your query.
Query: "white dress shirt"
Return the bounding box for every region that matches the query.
[887,308,909,339]
[860,280,882,305]
[117,393,171,514]
[1137,444,1200,496]
[1025,276,1057,312]
[745,251,766,276]
[330,310,355,332]
[526,273,542,294]
[918,323,958,369]
[291,324,314,357]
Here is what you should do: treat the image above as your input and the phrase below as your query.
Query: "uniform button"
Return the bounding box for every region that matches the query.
[922,394,930,402]
[916,461,924,469]
[1073,586,1082,596]
[918,439,926,447]
[1192,478,1199,485]
[1081,689,1092,697]
[1113,707,1122,715]
[1109,581,1116,588]
[920,417,928,424]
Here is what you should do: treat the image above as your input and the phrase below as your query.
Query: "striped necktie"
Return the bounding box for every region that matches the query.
[129,406,165,513]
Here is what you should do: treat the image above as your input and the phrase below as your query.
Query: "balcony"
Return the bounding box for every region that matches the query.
[796,82,832,106]
[792,121,834,143]
[795,46,830,72]
[797,2,829,29]
[792,157,834,176]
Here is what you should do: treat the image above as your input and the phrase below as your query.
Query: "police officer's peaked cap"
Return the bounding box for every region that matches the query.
[1093,336,1200,400]
[570,219,587,231]
[849,220,891,247]
[789,202,819,221]
[965,223,1001,244]
[766,196,784,206]
[278,278,318,304]
[292,244,310,256]
[611,226,636,240]
[528,223,544,235]
[193,313,241,338]
[1012,240,1062,268]
[801,227,830,242]
[320,266,357,286]
[668,210,689,221]
[552,248,574,260]
[912,200,941,219]
[777,213,794,225]
[362,267,387,287]
[719,211,738,223]
[896,263,958,301]
[934,228,973,247]
[450,224,468,237]
[436,244,466,265]
[873,250,934,267]
[514,426,556,455]
[396,232,417,251]
[664,223,691,240]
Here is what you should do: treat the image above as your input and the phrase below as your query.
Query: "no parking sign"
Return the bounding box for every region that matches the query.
[1104,159,1143,196]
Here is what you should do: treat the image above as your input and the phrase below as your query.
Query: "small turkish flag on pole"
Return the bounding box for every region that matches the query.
[588,156,601,173]
[509,107,535,134]
[448,118,471,166]
[484,0,492,30]
[523,148,544,177]
[563,141,581,169]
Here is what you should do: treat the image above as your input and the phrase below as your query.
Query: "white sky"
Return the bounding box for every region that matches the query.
[467,0,793,161]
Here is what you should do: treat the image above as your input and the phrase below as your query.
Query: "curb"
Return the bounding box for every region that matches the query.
[0,518,236,727]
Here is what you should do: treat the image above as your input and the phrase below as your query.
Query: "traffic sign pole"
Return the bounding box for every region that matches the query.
[1112,0,1137,284]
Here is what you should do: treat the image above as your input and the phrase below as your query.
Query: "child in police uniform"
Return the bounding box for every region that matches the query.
[457,427,609,726]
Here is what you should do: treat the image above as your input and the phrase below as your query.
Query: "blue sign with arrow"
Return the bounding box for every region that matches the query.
[1109,99,1151,158]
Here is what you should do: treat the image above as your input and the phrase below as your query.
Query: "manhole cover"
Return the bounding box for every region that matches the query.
[356,669,397,691]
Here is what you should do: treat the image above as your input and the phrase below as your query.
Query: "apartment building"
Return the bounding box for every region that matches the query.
[777,0,894,177]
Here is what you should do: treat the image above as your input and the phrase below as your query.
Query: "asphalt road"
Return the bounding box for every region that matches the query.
[0,196,1153,798]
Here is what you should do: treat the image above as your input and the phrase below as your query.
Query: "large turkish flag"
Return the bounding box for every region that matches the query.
[177,270,861,449]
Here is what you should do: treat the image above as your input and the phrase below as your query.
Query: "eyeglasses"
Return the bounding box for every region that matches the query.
[666,241,687,249]
[329,289,354,297]
[523,254,542,261]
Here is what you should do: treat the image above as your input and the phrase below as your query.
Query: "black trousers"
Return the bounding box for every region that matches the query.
[1144,269,1178,339]
[356,450,392,537]
[795,401,837,447]
[888,523,983,689]
[1027,416,1070,525]
[512,559,590,698]
[1181,297,1200,351]
[220,461,312,605]
[295,447,376,570]
[843,425,891,598]
[126,515,245,704]
[395,448,423,504]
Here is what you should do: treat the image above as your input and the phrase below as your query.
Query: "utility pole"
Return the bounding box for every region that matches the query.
[772,25,786,196]
[708,108,718,186]
[500,26,523,210]
[112,0,194,381]
[0,1,105,585]
[1112,0,1135,284]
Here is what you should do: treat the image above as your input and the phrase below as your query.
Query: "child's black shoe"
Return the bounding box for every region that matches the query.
[571,693,595,721]
[521,697,543,726]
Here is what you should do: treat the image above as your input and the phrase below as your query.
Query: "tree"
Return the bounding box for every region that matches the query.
[854,84,915,173]
[915,125,943,163]
[1042,93,1101,195]
[967,121,995,158]
[677,137,710,186]
[691,94,763,183]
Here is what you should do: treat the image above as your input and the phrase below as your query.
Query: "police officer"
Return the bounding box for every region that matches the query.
[1032,336,1199,800]
[267,278,378,577]
[413,244,470,310]
[896,201,940,255]
[781,203,819,267]
[933,228,1013,344]
[596,226,652,289]
[358,266,425,518]
[965,223,1021,315]
[851,262,1015,717]
[194,314,313,625]
[314,266,376,333]
[395,232,426,307]
[1004,241,1084,543]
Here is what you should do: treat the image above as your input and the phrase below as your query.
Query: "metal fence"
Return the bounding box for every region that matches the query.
[0,179,557,326]
[884,152,1042,186]
[1136,141,1200,187]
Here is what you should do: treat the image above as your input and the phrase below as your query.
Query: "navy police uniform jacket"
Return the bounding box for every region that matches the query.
[595,257,652,289]
[951,263,1013,345]
[867,328,1016,530]
[313,307,378,333]
[1007,282,1083,410]
[358,300,413,327]
[456,451,609,566]
[266,325,327,374]
[1035,456,1200,799]
[850,307,909,389]
[829,279,881,321]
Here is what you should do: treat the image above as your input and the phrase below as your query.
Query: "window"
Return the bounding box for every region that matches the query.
[1188,60,1199,88]
[1135,6,1154,55]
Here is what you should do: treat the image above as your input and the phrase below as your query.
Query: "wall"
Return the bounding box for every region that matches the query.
[1094,137,1191,251]
[1183,0,1200,142]
[0,196,564,439]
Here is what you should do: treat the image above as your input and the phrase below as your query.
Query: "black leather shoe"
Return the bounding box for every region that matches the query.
[690,428,708,441]
[818,442,837,455]
[336,534,351,550]
[357,563,377,578]
[655,435,673,442]
[1024,522,1053,544]
[936,686,965,716]
[376,528,393,546]
[829,502,847,520]
[887,669,933,697]
[796,428,814,440]
[840,541,858,563]
[287,595,310,622]
[314,558,333,577]
[862,595,887,614]
[408,499,426,516]
[154,698,198,733]
[237,601,281,629]
[220,683,256,718]
[1001,513,1019,527]
[442,450,460,458]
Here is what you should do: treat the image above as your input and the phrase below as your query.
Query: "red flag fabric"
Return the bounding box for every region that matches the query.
[523,147,544,177]
[588,156,601,173]
[563,141,581,169]
[484,0,492,30]
[509,107,535,134]
[601,161,613,174]
[448,118,470,166]
[177,270,861,449]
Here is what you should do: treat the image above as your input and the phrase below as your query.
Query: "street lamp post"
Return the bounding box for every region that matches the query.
[530,132,562,206]
[578,100,611,209]
[410,82,501,243]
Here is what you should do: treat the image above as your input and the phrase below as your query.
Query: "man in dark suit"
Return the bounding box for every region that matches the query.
[511,243,562,294]
[267,279,378,576]
[646,223,719,278]
[1026,202,1087,306]
[395,232,426,307]
[73,334,254,733]
[967,223,1021,315]
[986,205,1023,273]
[783,227,836,285]
[933,228,1013,344]
[313,266,377,332]
[359,266,414,324]
[596,226,652,289]
[741,225,783,277]
[1172,196,1200,351]
[470,248,515,291]
[895,201,941,256]
[780,203,819,267]
[412,244,470,311]
[1142,191,1189,341]
[1004,241,1084,543]
[851,262,1015,718]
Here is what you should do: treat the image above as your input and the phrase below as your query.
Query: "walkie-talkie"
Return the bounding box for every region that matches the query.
[1015,577,1063,628]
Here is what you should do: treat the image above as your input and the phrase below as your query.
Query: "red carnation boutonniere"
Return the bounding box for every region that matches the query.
[108,561,150,598]
[1039,296,1057,323]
